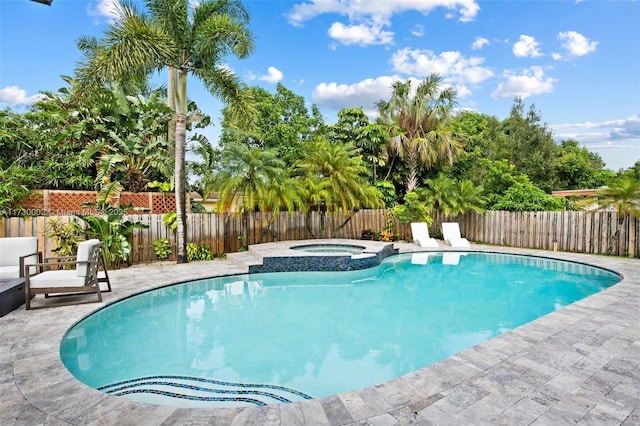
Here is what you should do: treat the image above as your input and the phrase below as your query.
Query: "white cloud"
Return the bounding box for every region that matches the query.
[312,75,404,116]
[287,0,480,25]
[553,115,640,140]
[0,86,46,106]
[471,36,489,50]
[87,0,119,23]
[513,35,542,58]
[551,115,640,169]
[287,0,480,46]
[390,48,494,86]
[411,24,425,37]
[555,31,598,59]
[258,67,283,84]
[491,66,557,99]
[328,22,394,46]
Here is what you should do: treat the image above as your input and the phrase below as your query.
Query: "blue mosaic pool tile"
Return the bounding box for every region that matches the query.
[99,375,313,406]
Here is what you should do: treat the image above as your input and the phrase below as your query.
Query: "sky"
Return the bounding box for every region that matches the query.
[1,0,639,172]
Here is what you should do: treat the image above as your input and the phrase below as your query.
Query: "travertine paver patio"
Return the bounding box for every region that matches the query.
[1,242,638,425]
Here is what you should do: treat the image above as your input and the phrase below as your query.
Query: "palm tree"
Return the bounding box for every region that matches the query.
[75,0,256,263]
[216,143,300,214]
[216,143,301,243]
[581,177,640,254]
[187,133,220,203]
[420,173,485,218]
[295,138,383,237]
[377,74,463,193]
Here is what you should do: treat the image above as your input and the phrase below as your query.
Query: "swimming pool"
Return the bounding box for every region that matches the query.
[60,252,620,408]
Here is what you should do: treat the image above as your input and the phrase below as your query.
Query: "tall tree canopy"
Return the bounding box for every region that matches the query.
[219,83,325,168]
[497,98,557,191]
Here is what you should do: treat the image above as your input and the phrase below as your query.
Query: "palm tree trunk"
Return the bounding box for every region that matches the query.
[607,215,626,255]
[405,151,419,193]
[331,212,355,238]
[174,111,188,263]
[167,67,177,158]
[304,212,316,238]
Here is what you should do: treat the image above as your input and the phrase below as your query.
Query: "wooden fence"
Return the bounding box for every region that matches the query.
[1,210,638,264]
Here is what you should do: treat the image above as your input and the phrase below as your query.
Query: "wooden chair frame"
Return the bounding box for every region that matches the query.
[24,242,104,309]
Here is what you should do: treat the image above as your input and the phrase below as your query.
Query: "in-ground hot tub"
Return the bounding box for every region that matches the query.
[246,239,398,273]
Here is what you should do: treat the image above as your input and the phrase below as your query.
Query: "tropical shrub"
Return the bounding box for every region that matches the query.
[153,238,171,260]
[491,180,565,211]
[163,211,177,232]
[394,192,431,225]
[186,243,214,261]
[45,218,84,257]
[72,183,149,267]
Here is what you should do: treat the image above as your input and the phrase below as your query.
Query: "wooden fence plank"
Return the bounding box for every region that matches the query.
[2,209,639,263]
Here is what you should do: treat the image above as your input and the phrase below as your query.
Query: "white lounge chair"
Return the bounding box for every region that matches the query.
[24,240,104,309]
[410,223,439,248]
[441,222,470,248]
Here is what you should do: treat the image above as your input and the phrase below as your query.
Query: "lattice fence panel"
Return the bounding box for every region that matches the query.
[151,193,177,214]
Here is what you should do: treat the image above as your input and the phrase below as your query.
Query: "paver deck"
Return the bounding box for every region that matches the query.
[1,243,638,425]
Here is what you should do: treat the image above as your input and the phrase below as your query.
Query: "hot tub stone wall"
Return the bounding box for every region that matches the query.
[248,244,398,273]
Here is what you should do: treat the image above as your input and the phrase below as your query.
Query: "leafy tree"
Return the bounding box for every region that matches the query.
[76,0,256,263]
[447,111,507,185]
[0,109,35,170]
[0,109,38,215]
[498,98,558,191]
[418,173,455,215]
[80,90,173,192]
[7,77,175,196]
[220,83,325,167]
[328,107,388,181]
[393,192,431,225]
[374,180,399,207]
[377,74,463,192]
[21,86,98,190]
[491,178,565,211]
[555,140,613,189]
[0,165,33,217]
[619,160,640,181]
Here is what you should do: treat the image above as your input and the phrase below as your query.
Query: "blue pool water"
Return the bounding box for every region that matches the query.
[60,252,620,408]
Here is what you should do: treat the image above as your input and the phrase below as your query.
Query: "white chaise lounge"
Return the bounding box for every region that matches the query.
[441,222,470,248]
[410,223,439,248]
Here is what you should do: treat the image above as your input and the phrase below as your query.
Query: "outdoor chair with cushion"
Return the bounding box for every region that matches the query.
[42,239,112,293]
[441,222,471,248]
[410,222,439,248]
[0,237,41,280]
[24,240,104,309]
